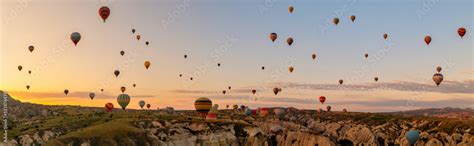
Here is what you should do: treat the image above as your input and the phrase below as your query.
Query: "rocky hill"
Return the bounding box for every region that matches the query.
[0,91,473,146]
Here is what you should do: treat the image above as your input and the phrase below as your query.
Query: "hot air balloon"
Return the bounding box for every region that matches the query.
[261,66,265,70]
[144,61,151,69]
[312,54,316,60]
[364,53,369,58]
[70,32,81,46]
[120,86,126,93]
[288,6,294,13]
[269,32,277,42]
[114,70,120,77]
[259,107,269,117]
[117,94,131,110]
[326,106,331,112]
[252,89,256,95]
[145,41,149,46]
[131,29,136,34]
[146,104,151,109]
[64,89,69,95]
[287,37,293,46]
[244,108,252,116]
[190,77,193,80]
[105,103,114,112]
[136,35,141,40]
[333,18,339,25]
[319,96,326,104]
[383,33,388,40]
[217,63,221,67]
[120,51,125,56]
[458,27,466,38]
[436,66,442,73]
[374,77,379,82]
[233,105,238,110]
[89,93,95,100]
[194,97,212,117]
[28,46,34,53]
[288,66,294,73]
[26,85,30,90]
[28,70,31,74]
[350,15,356,22]
[222,90,226,95]
[184,55,187,59]
[424,36,431,45]
[17,65,22,71]
[226,104,229,109]
[274,108,285,118]
[139,100,145,109]
[101,89,104,92]
[343,109,348,113]
[433,73,443,86]
[273,87,279,95]
[133,84,136,88]
[179,74,182,77]
[339,79,343,85]
[98,6,110,22]
[405,130,420,145]
[228,86,231,90]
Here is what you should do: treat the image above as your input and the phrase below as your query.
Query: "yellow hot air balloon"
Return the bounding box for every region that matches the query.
[195,97,212,117]
[144,61,151,69]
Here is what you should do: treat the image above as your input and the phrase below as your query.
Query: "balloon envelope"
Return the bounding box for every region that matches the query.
[144,61,151,69]
[287,37,293,46]
[333,18,339,25]
[89,93,95,100]
[70,32,81,46]
[424,36,431,45]
[433,73,443,86]
[99,6,110,22]
[458,27,466,38]
[28,46,34,52]
[105,103,114,112]
[194,97,212,116]
[269,33,277,42]
[406,130,420,145]
[319,96,326,104]
[117,94,131,110]
[139,100,145,109]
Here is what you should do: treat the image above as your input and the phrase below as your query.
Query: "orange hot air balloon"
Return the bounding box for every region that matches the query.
[252,89,256,95]
[364,53,369,58]
[105,103,114,112]
[339,79,343,85]
[136,35,141,40]
[120,86,126,93]
[99,6,110,22]
[436,66,442,73]
[18,65,22,71]
[424,36,431,45]
[333,18,339,25]
[144,61,151,69]
[288,66,294,73]
[383,33,388,40]
[26,85,30,90]
[288,6,294,13]
[319,96,326,104]
[312,54,316,60]
[350,15,356,22]
[269,32,277,42]
[458,27,466,38]
[28,45,34,53]
[287,37,293,46]
[433,73,443,86]
[374,77,379,82]
[114,70,120,77]
[64,89,69,95]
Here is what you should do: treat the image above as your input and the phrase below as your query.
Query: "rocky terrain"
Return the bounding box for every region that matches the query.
[0,91,473,146]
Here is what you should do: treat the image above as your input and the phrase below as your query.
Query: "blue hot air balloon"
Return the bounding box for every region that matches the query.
[405,130,420,145]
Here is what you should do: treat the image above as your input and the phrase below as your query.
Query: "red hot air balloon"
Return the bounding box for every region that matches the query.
[146,104,151,109]
[458,27,466,38]
[424,36,431,45]
[105,103,114,112]
[319,96,326,104]
[98,6,110,22]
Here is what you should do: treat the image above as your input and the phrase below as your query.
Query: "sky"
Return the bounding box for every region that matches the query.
[0,0,473,112]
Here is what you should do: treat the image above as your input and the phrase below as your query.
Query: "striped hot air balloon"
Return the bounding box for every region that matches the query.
[194,97,212,117]
[117,94,131,110]
[105,103,114,112]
